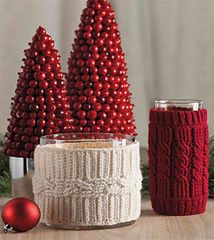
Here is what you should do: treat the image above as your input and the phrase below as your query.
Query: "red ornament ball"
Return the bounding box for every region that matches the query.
[2,197,40,232]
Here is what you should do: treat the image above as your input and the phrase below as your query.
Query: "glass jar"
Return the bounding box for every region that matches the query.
[33,133,142,229]
[9,157,34,199]
[40,133,135,147]
[149,99,209,216]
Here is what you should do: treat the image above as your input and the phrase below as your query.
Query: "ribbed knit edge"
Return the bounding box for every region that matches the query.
[35,193,142,226]
[151,197,208,216]
[149,108,207,125]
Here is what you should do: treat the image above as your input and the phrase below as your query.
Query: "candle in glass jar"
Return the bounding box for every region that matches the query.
[149,99,209,216]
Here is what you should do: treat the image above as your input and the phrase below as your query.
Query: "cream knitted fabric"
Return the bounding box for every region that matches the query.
[33,141,142,227]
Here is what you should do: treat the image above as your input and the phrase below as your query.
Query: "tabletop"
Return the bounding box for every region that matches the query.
[0,197,213,240]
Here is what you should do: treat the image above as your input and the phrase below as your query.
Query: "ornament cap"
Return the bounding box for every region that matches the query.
[3,224,13,233]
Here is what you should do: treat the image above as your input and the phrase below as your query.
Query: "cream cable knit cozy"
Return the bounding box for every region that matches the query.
[33,141,142,227]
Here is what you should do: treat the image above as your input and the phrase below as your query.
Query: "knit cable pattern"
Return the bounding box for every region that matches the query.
[149,109,209,216]
[33,141,142,227]
[33,175,140,197]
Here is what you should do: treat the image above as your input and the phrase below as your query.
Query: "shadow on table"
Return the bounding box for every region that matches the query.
[140,209,157,217]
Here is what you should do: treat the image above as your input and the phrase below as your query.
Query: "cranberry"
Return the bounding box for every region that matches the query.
[21,135,29,143]
[87,38,94,45]
[77,110,86,119]
[83,32,91,39]
[35,55,46,64]
[43,49,51,56]
[30,136,39,144]
[29,103,40,112]
[29,112,37,119]
[98,112,107,119]
[93,23,103,32]
[88,96,97,103]
[86,59,95,67]
[87,110,97,120]
[27,119,36,127]
[34,41,46,51]
[37,119,46,127]
[95,38,104,46]
[44,128,53,135]
[25,96,34,104]
[46,40,54,49]
[76,59,85,67]
[102,104,111,112]
[39,80,48,89]
[19,150,29,158]
[36,96,45,104]
[81,74,90,81]
[24,143,34,152]
[90,74,99,82]
[97,119,105,127]
[88,120,96,126]
[73,102,82,111]
[108,111,117,119]
[79,119,87,126]
[46,120,54,128]
[79,96,87,103]
[36,26,46,35]
[84,88,94,96]
[34,127,44,136]
[42,64,52,72]
[26,88,34,95]
[99,68,108,75]
[46,72,54,79]
[32,64,41,72]
[95,15,103,22]
[92,2,101,10]
[34,71,46,81]
[75,81,84,89]
[83,127,91,132]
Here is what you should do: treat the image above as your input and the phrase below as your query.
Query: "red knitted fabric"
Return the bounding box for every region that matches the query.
[149,108,209,215]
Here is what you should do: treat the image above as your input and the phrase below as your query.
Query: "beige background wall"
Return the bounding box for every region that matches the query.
[0,0,214,146]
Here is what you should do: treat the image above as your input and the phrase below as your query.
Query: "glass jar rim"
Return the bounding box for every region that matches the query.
[155,99,202,105]
[40,133,135,146]
[154,99,203,111]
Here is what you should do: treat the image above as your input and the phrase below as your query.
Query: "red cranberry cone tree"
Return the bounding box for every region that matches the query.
[4,26,71,159]
[66,0,137,135]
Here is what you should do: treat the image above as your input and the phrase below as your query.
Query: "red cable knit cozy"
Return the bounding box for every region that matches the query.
[149,108,209,215]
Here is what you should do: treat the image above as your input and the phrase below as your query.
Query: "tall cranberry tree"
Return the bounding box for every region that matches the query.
[66,0,136,135]
[5,26,71,158]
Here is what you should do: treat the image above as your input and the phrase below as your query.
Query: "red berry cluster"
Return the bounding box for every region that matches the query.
[67,0,136,135]
[5,27,72,158]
